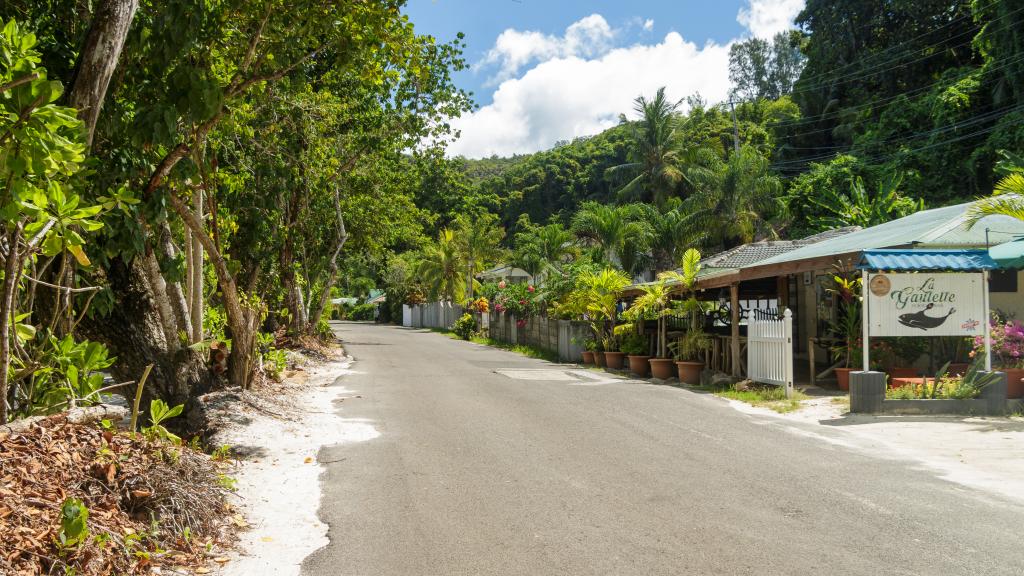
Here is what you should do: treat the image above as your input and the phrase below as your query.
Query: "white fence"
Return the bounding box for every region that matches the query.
[404,301,463,330]
[746,308,794,397]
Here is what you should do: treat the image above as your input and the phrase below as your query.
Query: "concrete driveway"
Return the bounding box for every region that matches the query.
[302,322,1024,576]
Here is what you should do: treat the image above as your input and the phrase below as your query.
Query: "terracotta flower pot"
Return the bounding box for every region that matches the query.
[604,351,625,370]
[1003,367,1024,399]
[594,351,606,367]
[835,367,854,391]
[581,351,595,365]
[888,367,917,379]
[628,355,651,377]
[649,358,676,380]
[675,361,703,384]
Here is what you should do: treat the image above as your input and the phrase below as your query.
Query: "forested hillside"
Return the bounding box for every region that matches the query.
[424,0,1023,241]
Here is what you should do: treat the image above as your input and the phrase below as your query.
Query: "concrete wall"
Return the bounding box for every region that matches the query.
[408,301,464,330]
[481,312,589,363]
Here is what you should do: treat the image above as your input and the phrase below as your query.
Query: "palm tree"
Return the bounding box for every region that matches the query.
[512,222,576,277]
[606,87,686,207]
[417,229,465,302]
[676,146,785,251]
[454,212,505,300]
[570,202,653,277]
[967,150,1024,226]
[578,267,632,349]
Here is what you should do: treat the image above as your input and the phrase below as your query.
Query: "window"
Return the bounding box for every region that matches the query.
[990,269,1018,293]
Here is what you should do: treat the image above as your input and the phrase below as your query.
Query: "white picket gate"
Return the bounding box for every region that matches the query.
[746,308,794,397]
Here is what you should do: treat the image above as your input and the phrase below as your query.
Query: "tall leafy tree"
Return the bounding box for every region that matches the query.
[729,31,806,101]
[453,211,505,300]
[571,202,653,276]
[677,146,785,251]
[606,87,686,207]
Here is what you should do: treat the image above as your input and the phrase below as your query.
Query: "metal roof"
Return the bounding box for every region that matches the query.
[752,201,1024,269]
[857,249,997,271]
[990,237,1024,269]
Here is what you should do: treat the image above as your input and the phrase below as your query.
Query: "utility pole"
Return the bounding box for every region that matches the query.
[728,99,741,153]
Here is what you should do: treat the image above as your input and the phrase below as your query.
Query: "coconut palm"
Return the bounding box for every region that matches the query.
[606,87,686,207]
[453,212,505,300]
[570,202,653,277]
[967,150,1024,226]
[512,221,576,277]
[417,229,465,302]
[676,146,785,251]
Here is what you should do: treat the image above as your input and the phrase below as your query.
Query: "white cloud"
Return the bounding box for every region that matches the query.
[643,19,654,32]
[737,0,805,38]
[450,29,731,158]
[480,14,615,86]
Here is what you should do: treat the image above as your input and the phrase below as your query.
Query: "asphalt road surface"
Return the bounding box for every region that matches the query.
[302,322,1024,576]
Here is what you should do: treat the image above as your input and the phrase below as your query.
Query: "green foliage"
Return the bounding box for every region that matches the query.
[729,31,806,101]
[619,332,649,356]
[143,399,184,444]
[57,498,89,550]
[809,173,922,230]
[452,313,477,340]
[11,335,115,418]
[349,303,377,321]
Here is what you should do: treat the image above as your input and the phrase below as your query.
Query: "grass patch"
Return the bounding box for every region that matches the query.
[713,384,810,413]
[430,329,559,363]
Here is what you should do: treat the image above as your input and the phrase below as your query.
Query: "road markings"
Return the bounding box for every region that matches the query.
[494,368,644,386]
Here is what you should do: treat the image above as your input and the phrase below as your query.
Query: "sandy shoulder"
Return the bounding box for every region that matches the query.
[213,353,377,575]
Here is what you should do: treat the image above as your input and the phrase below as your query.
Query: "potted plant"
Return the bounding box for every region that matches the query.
[827,268,862,391]
[658,248,707,382]
[602,336,624,369]
[619,332,651,377]
[882,337,927,380]
[581,339,597,365]
[670,328,712,384]
[973,317,1024,398]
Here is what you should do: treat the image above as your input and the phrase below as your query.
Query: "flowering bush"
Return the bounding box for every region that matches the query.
[972,318,1024,368]
[492,283,539,319]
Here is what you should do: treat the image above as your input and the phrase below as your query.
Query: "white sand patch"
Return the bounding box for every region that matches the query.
[217,356,378,575]
[721,393,1024,504]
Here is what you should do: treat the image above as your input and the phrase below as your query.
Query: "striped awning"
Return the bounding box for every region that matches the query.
[857,249,997,271]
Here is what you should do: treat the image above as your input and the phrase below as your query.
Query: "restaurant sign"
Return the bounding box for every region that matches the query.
[866,272,985,337]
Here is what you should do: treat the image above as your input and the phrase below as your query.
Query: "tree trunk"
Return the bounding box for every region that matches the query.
[0,223,24,424]
[169,191,262,390]
[189,189,204,342]
[67,0,139,147]
[78,256,215,417]
[307,185,347,331]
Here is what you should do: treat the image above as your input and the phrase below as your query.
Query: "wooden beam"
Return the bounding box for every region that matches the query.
[730,282,741,378]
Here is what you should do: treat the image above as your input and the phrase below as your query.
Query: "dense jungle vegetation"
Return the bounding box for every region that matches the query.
[0,0,1022,422]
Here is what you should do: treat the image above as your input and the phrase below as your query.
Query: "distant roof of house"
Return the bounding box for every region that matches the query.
[858,249,998,271]
[700,227,860,270]
[477,264,532,279]
[365,292,387,305]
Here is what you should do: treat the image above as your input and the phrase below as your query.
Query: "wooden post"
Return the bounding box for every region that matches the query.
[730,283,741,378]
[808,337,816,386]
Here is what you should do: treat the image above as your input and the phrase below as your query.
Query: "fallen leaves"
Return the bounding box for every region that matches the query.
[0,415,236,575]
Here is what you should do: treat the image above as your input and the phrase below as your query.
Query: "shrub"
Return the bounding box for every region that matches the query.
[619,333,648,356]
[453,313,477,340]
[350,303,376,321]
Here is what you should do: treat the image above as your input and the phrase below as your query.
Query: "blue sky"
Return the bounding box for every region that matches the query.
[403,0,805,158]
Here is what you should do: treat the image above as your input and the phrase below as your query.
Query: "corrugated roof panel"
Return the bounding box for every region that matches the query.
[857,249,997,271]
[754,202,1024,268]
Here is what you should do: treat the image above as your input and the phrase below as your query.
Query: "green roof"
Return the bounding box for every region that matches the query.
[753,201,1024,269]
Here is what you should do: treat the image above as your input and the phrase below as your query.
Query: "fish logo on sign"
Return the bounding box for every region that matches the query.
[898,303,955,331]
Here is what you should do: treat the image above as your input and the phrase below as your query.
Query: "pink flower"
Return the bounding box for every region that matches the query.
[498,281,506,289]
[527,285,535,293]
[519,299,526,305]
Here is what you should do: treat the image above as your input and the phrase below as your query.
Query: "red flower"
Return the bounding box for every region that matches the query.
[527,285,535,293]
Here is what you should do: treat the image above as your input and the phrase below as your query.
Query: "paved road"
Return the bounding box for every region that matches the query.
[303,322,1024,576]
